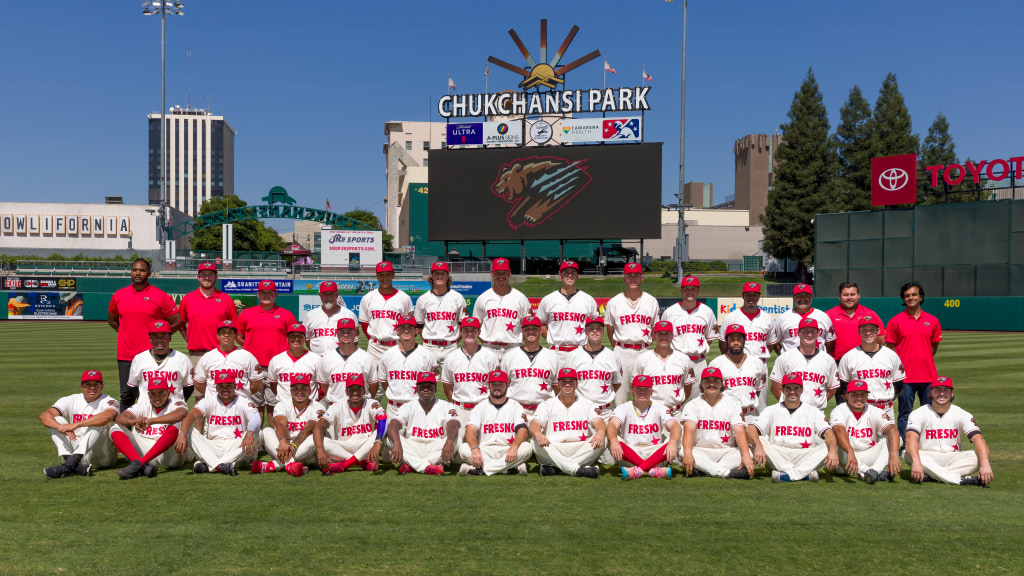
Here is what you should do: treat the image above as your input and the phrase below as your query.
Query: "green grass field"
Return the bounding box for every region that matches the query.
[2,322,1022,575]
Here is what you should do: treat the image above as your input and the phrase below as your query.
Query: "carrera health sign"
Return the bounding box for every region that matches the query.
[321,230,383,268]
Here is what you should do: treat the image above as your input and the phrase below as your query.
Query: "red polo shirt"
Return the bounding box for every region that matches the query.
[236,305,297,366]
[886,308,942,384]
[827,304,883,362]
[179,288,238,352]
[108,284,179,361]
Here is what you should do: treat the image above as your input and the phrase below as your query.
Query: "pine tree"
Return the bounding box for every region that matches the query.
[868,72,919,158]
[918,113,976,204]
[834,85,873,211]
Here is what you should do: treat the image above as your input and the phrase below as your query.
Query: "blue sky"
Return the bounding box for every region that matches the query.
[1,1,1021,232]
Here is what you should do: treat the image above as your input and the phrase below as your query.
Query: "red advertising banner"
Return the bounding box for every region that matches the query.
[871,153,918,206]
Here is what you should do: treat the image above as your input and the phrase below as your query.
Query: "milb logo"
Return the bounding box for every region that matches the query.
[491,156,593,230]
[871,153,917,206]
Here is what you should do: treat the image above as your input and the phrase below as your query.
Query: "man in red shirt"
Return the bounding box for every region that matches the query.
[827,282,884,405]
[236,280,298,422]
[179,263,237,376]
[107,258,181,411]
[886,281,942,444]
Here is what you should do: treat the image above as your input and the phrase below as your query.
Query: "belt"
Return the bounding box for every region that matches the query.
[868,399,894,408]
[481,340,516,348]
[550,345,579,352]
[741,406,756,415]
[521,404,538,411]
[387,400,406,407]
[615,342,649,350]
[453,400,477,409]
[595,402,613,411]
[424,339,456,347]
[372,339,397,347]
[690,354,706,363]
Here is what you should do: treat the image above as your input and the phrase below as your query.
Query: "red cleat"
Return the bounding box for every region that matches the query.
[322,462,346,475]
[397,464,414,475]
[285,463,308,477]
[424,464,445,476]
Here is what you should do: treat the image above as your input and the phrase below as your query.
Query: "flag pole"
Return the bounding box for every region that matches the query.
[603,57,606,89]
[642,64,646,87]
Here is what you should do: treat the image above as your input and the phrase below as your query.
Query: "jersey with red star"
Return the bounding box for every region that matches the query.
[632,349,695,410]
[837,346,905,403]
[315,347,378,404]
[610,399,676,447]
[394,398,459,441]
[471,288,532,346]
[414,288,467,344]
[603,291,660,346]
[358,288,413,342]
[467,398,530,447]
[440,346,500,404]
[708,354,767,417]
[193,395,260,442]
[322,397,386,441]
[829,403,893,452]
[194,347,263,402]
[660,301,718,357]
[303,303,358,356]
[535,289,598,347]
[127,349,193,405]
[122,398,188,440]
[375,344,438,404]
[679,395,745,448]
[751,402,829,449]
[907,404,981,454]
[564,346,621,408]
[266,349,321,405]
[531,395,599,443]
[501,346,558,407]
[768,308,836,354]
[770,348,839,411]
[718,307,774,363]
[272,399,327,442]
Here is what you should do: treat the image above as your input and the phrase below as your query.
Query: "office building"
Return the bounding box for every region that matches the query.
[148,107,235,217]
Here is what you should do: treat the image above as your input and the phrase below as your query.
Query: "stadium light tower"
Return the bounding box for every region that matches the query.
[671,0,688,284]
[142,0,185,262]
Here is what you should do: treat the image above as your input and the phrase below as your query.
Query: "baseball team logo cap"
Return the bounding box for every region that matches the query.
[631,375,653,388]
[743,282,762,294]
[782,373,804,387]
[415,371,437,386]
[345,374,366,388]
[652,320,673,333]
[858,315,881,328]
[584,315,605,326]
[81,370,103,383]
[319,281,338,293]
[214,372,237,386]
[287,323,307,335]
[460,317,482,329]
[623,263,643,275]
[700,366,723,380]
[375,261,394,273]
[559,260,579,272]
[793,284,813,296]
[521,315,542,328]
[798,318,819,331]
[258,280,278,292]
[934,376,954,389]
[431,261,450,273]
[336,317,358,331]
[491,258,511,272]
[725,324,746,338]
[847,380,869,393]
[395,315,418,328]
[681,275,700,288]
[148,377,173,391]
[488,370,509,384]
[557,367,578,380]
[149,320,172,334]
[290,373,312,387]
[198,262,217,273]
[218,319,238,332]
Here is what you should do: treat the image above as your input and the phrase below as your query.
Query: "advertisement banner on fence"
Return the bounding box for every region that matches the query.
[715,298,793,325]
[293,280,430,296]
[321,231,383,268]
[298,295,363,322]
[221,279,294,294]
[529,297,612,315]
[7,291,84,320]
[3,276,77,291]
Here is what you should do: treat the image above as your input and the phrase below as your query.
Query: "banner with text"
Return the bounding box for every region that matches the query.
[7,291,84,320]
[561,117,642,143]
[321,230,383,268]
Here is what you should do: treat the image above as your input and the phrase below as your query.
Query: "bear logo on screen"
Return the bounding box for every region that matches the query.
[490,156,593,230]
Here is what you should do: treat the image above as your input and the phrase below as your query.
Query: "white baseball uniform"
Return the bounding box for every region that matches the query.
[604,291,660,404]
[768,308,836,353]
[837,346,905,419]
[303,305,358,356]
[535,289,598,359]
[440,346,501,422]
[829,403,895,475]
[472,287,533,358]
[262,400,327,467]
[679,395,748,477]
[719,308,773,363]
[48,393,119,467]
[751,402,831,481]
[632,349,694,413]
[189,395,262,467]
[564,346,621,417]
[358,288,414,359]
[906,404,983,484]
[127,349,193,405]
[531,395,605,475]
[112,398,189,469]
[265,350,321,406]
[459,398,534,475]
[414,288,467,363]
[392,399,459,472]
[661,302,717,398]
[501,346,559,414]
[376,344,438,416]
[320,397,387,463]
[316,347,378,405]
[770,348,840,411]
[193,347,263,401]
[609,400,675,467]
[708,354,768,421]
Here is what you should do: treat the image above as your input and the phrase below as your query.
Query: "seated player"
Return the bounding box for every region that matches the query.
[746,373,839,482]
[905,376,993,486]
[830,380,902,484]
[193,320,264,401]
[458,370,533,476]
[40,370,120,479]
[529,368,607,478]
[174,373,261,476]
[606,375,681,480]
[111,377,189,479]
[127,320,194,406]
[633,321,695,415]
[253,373,326,477]
[314,374,387,474]
[386,372,459,476]
[679,367,755,480]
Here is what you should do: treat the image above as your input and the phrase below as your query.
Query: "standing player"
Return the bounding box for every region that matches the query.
[472,258,532,360]
[679,367,755,479]
[564,316,621,420]
[767,284,835,355]
[633,321,695,415]
[708,325,767,422]
[111,377,189,479]
[660,275,717,398]
[905,376,992,486]
[606,375,681,480]
[377,315,438,418]
[501,315,559,419]
[178,263,237,376]
[107,258,180,411]
[317,317,379,404]
[126,320,194,408]
[717,282,772,365]
[236,280,297,421]
[415,261,467,366]
[458,369,533,476]
[40,370,119,479]
[359,261,414,361]
[266,324,321,406]
[303,281,357,356]
[441,317,501,425]
[604,263,660,405]
[386,372,460,475]
[192,320,264,400]
[529,368,607,478]
[535,261,598,365]
[314,374,387,474]
[830,380,902,484]
[253,374,325,477]
[769,318,839,411]
[886,281,942,443]
[837,315,904,420]
[175,373,261,475]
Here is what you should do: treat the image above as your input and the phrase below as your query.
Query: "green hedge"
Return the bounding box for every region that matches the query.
[684,261,728,272]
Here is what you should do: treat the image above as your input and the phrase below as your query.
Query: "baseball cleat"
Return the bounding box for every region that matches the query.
[397,464,414,475]
[424,464,445,476]
[193,462,210,474]
[575,466,600,479]
[621,466,643,480]
[807,471,819,482]
[959,475,981,486]
[142,463,158,478]
[75,463,92,477]
[117,460,144,480]
[877,471,893,483]
[322,462,346,475]
[458,463,472,476]
[216,463,238,476]
[863,470,879,485]
[648,467,671,479]
[250,460,264,474]
[771,471,793,483]
[727,467,751,480]
[538,464,561,477]
[284,463,307,477]
[516,463,528,476]
[43,464,70,480]
[364,461,380,473]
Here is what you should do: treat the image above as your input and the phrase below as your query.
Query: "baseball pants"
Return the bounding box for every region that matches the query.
[613,442,672,471]
[761,441,828,481]
[366,340,395,362]
[837,439,891,476]
[533,439,605,476]
[687,358,707,401]
[906,450,980,485]
[385,401,407,420]
[481,343,516,362]
[189,428,262,467]
[689,445,745,478]
[322,436,378,463]
[423,342,457,366]
[49,419,117,468]
[393,437,447,473]
[548,348,578,369]
[613,346,643,405]
[251,366,276,407]
[458,443,534,476]
[262,431,318,467]
[110,424,188,469]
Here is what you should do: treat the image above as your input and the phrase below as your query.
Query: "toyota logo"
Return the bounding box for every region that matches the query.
[879,168,909,191]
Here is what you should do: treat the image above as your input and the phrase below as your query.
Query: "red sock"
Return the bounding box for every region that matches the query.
[638,445,668,471]
[111,431,141,461]
[619,444,646,467]
[140,427,179,465]
[341,456,359,471]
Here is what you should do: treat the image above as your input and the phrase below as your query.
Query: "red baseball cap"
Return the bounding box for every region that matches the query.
[488,370,509,384]
[148,377,173,391]
[337,317,358,331]
[198,262,217,273]
[782,373,804,387]
[81,370,103,383]
[846,380,869,393]
[460,317,482,329]
[724,324,746,338]
[743,282,762,294]
[559,260,579,272]
[631,375,653,388]
[584,315,605,326]
[653,320,673,333]
[681,275,700,288]
[415,372,437,386]
[319,281,338,293]
[376,261,394,273]
[701,366,723,380]
[345,374,366,388]
[793,284,813,296]
[218,319,238,332]
[491,258,511,272]
[286,323,307,335]
[258,280,277,292]
[858,315,882,329]
[934,376,954,389]
[431,261,450,273]
[214,373,237,386]
[557,367,578,380]
[291,373,312,387]
[395,315,417,328]
[623,263,643,274]
[798,318,819,331]
[522,315,542,328]
[149,320,172,334]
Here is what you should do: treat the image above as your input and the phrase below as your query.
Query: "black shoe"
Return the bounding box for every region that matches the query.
[117,460,144,480]
[538,464,562,477]
[863,470,878,485]
[142,463,158,478]
[960,475,980,486]
[74,463,92,477]
[193,462,210,474]
[43,464,70,480]
[877,471,893,482]
[727,467,751,480]
[574,466,600,479]
[216,463,237,476]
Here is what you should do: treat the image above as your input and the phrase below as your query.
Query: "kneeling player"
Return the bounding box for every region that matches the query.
[529,368,607,478]
[40,370,120,479]
[830,380,902,483]
[111,377,189,479]
[607,375,681,480]
[905,377,993,486]
[386,372,459,475]
[314,374,387,474]
[459,370,533,476]
[254,373,325,477]
[175,373,261,475]
[679,367,754,479]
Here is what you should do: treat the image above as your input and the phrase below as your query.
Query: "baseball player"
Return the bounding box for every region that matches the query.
[717,281,772,364]
[386,372,460,475]
[604,263,660,405]
[110,377,189,479]
[458,369,533,476]
[535,260,598,365]
[500,315,559,419]
[303,280,358,356]
[316,317,379,404]
[415,261,467,365]
[606,375,681,480]
[563,316,621,420]
[767,284,836,355]
[178,262,237,375]
[441,317,501,425]
[679,367,755,479]
[747,373,839,482]
[472,257,532,360]
[660,275,717,398]
[529,368,607,478]
[905,377,992,486]
[126,320,193,407]
[266,324,321,408]
[830,380,902,484]
[377,315,438,418]
[41,370,120,479]
[632,321,695,414]
[358,261,414,361]
[708,324,768,422]
[769,318,839,411]
[235,280,298,422]
[192,320,264,401]
[253,374,326,477]
[837,315,904,420]
[174,372,261,475]
[886,281,942,442]
[313,374,387,474]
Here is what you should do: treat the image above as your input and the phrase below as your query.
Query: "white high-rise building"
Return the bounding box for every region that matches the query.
[148,107,235,217]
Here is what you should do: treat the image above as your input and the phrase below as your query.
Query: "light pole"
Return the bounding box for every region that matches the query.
[142,1,184,264]
[671,0,688,283]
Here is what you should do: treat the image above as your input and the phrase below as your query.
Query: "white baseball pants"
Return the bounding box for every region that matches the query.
[533,439,605,475]
[395,437,447,472]
[322,436,378,462]
[423,342,457,366]
[458,442,535,476]
[689,445,746,478]
[110,424,187,468]
[613,346,643,405]
[261,430,317,467]
[49,419,117,468]
[837,438,891,476]
[189,428,261,467]
[907,450,980,485]
[761,441,828,481]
